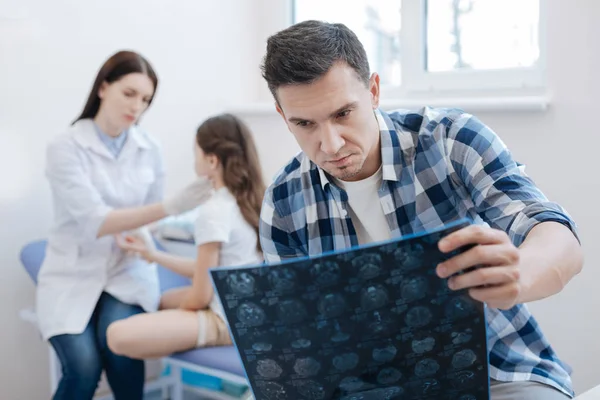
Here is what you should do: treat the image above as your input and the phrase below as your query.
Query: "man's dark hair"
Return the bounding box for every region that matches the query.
[260,20,370,99]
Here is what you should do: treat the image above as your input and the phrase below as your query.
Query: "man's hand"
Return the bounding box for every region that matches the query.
[436,225,522,310]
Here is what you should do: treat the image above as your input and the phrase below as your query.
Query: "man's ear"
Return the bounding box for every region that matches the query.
[275,102,292,131]
[275,102,285,121]
[369,73,381,109]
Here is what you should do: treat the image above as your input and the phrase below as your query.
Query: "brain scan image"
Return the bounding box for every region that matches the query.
[212,220,489,400]
[338,377,370,393]
[227,272,256,296]
[352,253,383,279]
[284,327,313,350]
[293,357,321,377]
[393,243,425,270]
[451,329,473,345]
[449,370,477,390]
[414,358,440,377]
[268,267,297,293]
[277,299,308,324]
[400,276,428,302]
[236,302,266,327]
[360,285,389,311]
[366,311,396,336]
[372,344,397,363]
[411,336,436,354]
[295,380,326,400]
[257,359,283,379]
[332,352,359,371]
[256,381,287,400]
[405,306,433,328]
[291,338,312,349]
[445,297,476,320]
[311,261,341,286]
[377,367,402,385]
[452,349,477,369]
[252,342,273,352]
[330,321,351,343]
[340,386,404,400]
[408,378,441,396]
[317,293,347,318]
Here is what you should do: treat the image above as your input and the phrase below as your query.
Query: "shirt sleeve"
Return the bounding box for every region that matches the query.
[259,186,307,264]
[446,112,579,247]
[45,138,113,243]
[194,198,232,246]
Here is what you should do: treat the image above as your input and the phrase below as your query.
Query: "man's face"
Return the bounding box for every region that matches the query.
[275,62,381,181]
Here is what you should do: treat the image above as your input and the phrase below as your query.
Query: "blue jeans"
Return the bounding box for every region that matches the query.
[49,292,145,400]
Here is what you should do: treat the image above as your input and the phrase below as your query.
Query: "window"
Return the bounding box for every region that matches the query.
[293,0,402,87]
[426,0,539,72]
[292,0,544,96]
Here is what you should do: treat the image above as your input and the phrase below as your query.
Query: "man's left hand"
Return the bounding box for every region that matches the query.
[436,224,522,310]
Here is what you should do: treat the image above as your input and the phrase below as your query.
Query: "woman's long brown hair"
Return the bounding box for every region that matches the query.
[196,114,266,251]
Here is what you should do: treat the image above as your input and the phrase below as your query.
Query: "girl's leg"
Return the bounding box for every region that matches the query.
[106,308,200,359]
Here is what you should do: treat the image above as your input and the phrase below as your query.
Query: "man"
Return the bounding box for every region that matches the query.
[258,20,583,399]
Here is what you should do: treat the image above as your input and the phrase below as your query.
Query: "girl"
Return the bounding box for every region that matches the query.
[38,50,211,400]
[107,113,266,358]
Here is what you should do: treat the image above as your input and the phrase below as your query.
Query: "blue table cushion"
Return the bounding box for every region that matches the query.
[168,346,245,377]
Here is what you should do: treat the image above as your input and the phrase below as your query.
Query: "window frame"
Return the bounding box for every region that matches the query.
[291,0,547,98]
[400,0,546,95]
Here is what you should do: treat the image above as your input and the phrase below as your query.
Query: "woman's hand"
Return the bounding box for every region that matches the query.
[116,233,154,262]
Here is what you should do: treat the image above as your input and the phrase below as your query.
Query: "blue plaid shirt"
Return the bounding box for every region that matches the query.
[259,107,577,397]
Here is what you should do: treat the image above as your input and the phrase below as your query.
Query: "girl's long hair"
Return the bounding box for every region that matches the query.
[196,114,266,251]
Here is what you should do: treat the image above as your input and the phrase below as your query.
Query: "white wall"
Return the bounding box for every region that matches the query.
[475,1,600,393]
[0,0,259,397]
[2,0,599,398]
[237,0,600,395]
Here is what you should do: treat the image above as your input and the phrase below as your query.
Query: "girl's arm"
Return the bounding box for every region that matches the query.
[116,234,196,278]
[179,242,221,311]
[146,250,197,279]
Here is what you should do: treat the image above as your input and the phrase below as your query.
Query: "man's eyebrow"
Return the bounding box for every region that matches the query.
[288,115,313,124]
[328,102,358,118]
[287,102,358,123]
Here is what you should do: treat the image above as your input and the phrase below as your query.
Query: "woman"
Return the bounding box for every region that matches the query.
[37,50,211,400]
[106,113,265,359]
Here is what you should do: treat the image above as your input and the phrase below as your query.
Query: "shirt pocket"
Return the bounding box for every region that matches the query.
[135,168,155,183]
[89,168,114,200]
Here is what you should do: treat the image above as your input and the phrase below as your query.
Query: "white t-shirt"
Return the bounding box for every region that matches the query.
[333,166,391,245]
[194,187,262,320]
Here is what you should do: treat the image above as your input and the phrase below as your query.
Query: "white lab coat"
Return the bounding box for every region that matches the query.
[36,119,164,340]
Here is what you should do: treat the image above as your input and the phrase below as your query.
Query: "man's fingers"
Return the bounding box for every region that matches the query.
[448,265,520,291]
[437,243,520,278]
[439,225,510,253]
